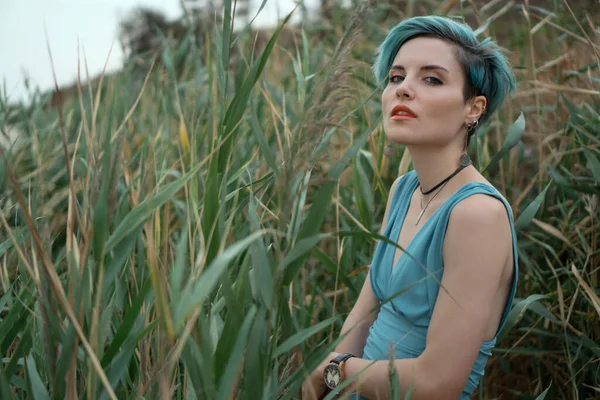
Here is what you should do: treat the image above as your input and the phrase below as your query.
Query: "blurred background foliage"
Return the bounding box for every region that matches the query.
[0,0,599,399]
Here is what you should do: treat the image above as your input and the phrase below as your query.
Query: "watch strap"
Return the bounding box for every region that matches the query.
[331,353,355,365]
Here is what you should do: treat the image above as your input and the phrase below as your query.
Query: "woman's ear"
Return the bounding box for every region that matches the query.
[465,95,487,123]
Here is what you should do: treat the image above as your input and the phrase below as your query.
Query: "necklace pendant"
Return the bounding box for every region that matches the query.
[459,153,472,167]
[415,209,425,225]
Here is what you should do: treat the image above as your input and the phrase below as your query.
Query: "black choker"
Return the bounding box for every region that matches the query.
[418,154,472,195]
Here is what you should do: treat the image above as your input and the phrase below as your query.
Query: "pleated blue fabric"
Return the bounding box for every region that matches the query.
[350,170,518,399]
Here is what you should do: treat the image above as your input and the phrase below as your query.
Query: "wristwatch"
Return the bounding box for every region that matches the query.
[323,353,355,390]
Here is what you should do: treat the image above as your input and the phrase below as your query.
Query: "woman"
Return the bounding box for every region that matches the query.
[302,16,519,400]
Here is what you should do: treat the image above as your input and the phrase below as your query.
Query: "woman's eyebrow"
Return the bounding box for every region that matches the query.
[390,64,450,73]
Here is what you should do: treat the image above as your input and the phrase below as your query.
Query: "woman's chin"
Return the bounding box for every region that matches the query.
[385,133,417,146]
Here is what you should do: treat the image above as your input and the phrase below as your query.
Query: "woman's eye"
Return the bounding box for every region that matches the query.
[389,75,404,83]
[424,77,443,85]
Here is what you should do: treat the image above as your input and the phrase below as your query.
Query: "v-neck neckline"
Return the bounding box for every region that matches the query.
[389,172,490,274]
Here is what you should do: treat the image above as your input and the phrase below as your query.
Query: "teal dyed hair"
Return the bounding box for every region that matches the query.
[373,16,516,131]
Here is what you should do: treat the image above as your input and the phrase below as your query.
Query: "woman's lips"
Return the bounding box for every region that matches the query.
[390,105,417,121]
[391,114,416,121]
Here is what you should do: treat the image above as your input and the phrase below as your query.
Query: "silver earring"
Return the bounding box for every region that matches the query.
[467,119,479,132]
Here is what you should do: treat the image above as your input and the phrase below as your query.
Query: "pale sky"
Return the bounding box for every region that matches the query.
[0,0,317,104]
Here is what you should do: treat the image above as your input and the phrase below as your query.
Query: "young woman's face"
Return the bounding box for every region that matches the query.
[382,37,474,148]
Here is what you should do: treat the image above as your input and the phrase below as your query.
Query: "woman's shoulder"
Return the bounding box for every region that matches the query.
[390,170,418,193]
[441,176,517,248]
[451,192,510,223]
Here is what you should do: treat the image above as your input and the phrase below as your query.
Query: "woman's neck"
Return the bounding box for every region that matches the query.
[407,144,466,194]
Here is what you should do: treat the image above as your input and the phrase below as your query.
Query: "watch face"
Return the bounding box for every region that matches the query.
[323,364,341,389]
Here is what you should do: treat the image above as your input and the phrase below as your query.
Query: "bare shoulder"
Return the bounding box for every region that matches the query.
[450,193,511,228]
[445,193,513,269]
[390,173,407,194]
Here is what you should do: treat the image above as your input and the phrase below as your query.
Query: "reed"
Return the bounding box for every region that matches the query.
[0,1,598,398]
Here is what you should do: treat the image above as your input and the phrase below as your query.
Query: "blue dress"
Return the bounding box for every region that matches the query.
[354,170,518,399]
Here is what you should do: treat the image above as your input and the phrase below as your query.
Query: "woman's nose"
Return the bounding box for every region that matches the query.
[396,80,414,99]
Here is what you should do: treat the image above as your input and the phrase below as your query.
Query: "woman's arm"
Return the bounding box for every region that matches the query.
[333,270,378,357]
[335,175,403,356]
[338,195,513,400]
[302,176,404,399]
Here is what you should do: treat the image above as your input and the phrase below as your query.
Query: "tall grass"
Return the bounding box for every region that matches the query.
[0,0,598,399]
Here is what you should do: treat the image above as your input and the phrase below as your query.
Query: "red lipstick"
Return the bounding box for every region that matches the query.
[391,105,417,120]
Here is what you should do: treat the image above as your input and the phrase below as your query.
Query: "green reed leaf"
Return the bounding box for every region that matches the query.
[243,309,267,400]
[535,382,552,399]
[0,287,33,355]
[173,231,265,330]
[497,294,549,342]
[275,317,335,357]
[105,164,200,252]
[217,306,257,400]
[4,321,32,383]
[483,112,525,173]
[0,371,11,400]
[169,226,189,297]
[25,355,49,400]
[250,103,278,174]
[353,152,375,230]
[219,10,294,172]
[281,233,332,285]
[101,280,152,367]
[248,194,273,307]
[52,321,76,397]
[98,321,157,400]
[583,149,600,181]
[515,181,551,233]
[92,127,112,264]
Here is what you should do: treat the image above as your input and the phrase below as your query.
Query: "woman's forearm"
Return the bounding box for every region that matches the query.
[334,308,378,357]
[342,357,442,400]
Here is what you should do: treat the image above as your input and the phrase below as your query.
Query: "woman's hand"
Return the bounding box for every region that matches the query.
[301,352,341,399]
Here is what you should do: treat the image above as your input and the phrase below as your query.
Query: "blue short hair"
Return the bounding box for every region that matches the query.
[373,16,516,130]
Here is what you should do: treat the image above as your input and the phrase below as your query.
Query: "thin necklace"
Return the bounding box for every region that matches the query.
[415,180,449,225]
[414,154,471,225]
[419,154,472,195]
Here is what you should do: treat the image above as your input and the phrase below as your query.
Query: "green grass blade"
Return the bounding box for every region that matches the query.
[583,149,600,181]
[250,103,278,175]
[248,195,273,307]
[4,321,32,383]
[514,181,551,233]
[101,280,152,366]
[98,321,157,400]
[482,112,525,173]
[278,336,343,400]
[221,0,232,80]
[280,233,332,285]
[169,225,189,297]
[105,164,200,252]
[274,317,335,357]
[0,227,27,258]
[243,309,267,400]
[231,0,269,46]
[92,114,113,264]
[497,295,549,342]
[52,321,76,397]
[535,382,552,399]
[0,370,12,400]
[173,231,265,330]
[353,153,375,230]
[25,354,50,400]
[0,288,33,355]
[219,10,294,172]
[217,306,257,400]
[202,158,223,265]
[101,225,144,301]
